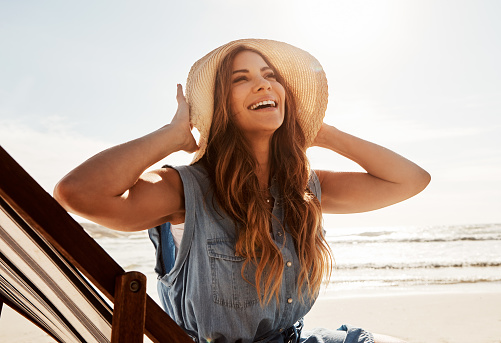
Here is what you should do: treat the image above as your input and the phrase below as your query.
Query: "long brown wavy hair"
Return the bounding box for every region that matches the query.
[199,46,332,305]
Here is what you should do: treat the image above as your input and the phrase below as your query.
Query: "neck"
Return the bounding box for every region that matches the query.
[247,136,272,190]
[256,162,270,191]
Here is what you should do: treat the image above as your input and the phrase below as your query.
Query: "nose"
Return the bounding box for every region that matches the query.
[253,75,272,92]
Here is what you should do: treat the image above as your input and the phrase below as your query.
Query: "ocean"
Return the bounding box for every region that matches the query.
[323,223,501,293]
[82,222,501,302]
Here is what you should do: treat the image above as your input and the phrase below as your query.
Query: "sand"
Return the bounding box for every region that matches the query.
[304,288,501,343]
[1,289,500,343]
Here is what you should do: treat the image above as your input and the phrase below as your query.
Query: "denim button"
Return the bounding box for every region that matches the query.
[287,298,293,304]
[286,261,292,267]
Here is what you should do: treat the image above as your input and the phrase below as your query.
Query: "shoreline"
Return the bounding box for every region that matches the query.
[1,286,500,343]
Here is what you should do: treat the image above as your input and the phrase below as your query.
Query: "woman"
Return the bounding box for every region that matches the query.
[54,39,430,343]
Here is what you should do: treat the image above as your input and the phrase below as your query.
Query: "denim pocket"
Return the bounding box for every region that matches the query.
[207,238,260,308]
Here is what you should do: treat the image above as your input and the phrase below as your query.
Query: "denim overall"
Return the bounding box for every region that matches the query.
[149,164,373,343]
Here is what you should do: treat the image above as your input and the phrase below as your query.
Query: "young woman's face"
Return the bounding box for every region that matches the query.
[230,50,286,138]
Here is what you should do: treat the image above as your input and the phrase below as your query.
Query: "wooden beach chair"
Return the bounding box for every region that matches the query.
[0,146,191,343]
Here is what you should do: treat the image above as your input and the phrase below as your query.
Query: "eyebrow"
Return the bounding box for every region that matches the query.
[232,66,273,74]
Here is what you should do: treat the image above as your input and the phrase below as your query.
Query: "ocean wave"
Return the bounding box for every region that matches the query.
[80,222,145,239]
[356,231,394,237]
[325,223,501,244]
[334,261,501,270]
[328,236,501,244]
[329,277,501,287]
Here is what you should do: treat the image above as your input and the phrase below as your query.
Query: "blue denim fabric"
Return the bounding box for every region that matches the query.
[148,163,374,343]
[300,326,374,343]
[257,323,374,343]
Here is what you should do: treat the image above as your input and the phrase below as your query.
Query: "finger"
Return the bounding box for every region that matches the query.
[176,84,186,102]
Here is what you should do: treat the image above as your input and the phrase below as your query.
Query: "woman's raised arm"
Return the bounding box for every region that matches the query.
[312,123,430,214]
[54,85,198,231]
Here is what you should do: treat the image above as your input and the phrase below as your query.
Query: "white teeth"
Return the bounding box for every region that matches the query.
[249,100,276,110]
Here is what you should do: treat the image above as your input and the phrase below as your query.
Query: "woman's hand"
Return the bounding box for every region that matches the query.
[312,123,431,214]
[170,84,198,154]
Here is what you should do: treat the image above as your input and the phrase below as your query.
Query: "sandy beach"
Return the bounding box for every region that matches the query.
[304,288,501,343]
[1,287,500,343]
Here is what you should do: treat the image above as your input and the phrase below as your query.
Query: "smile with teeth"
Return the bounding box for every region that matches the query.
[248,100,277,110]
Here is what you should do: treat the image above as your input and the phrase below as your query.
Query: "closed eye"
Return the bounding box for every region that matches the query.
[265,72,276,80]
[232,76,248,83]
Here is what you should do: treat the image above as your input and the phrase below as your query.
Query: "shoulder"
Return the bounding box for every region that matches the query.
[161,163,212,199]
[171,163,209,186]
[146,163,210,198]
[151,163,208,182]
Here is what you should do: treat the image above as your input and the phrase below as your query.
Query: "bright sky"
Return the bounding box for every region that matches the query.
[1,0,500,228]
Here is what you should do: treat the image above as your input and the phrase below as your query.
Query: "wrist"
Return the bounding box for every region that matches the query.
[146,124,181,155]
[158,123,198,154]
[312,123,340,149]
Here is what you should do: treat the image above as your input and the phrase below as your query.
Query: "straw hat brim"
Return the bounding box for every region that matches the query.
[185,38,328,164]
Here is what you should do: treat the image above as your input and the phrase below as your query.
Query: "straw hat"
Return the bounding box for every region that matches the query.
[185,38,328,164]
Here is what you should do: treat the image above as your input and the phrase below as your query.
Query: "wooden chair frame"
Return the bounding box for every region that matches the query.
[0,146,191,342]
